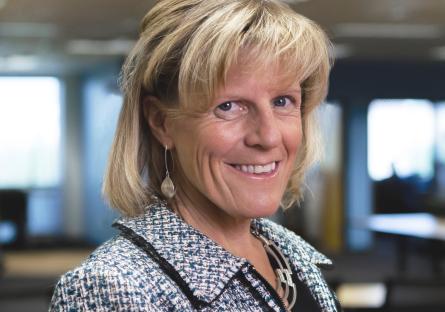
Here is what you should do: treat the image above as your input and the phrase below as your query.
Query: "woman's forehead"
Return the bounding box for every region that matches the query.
[222,56,302,90]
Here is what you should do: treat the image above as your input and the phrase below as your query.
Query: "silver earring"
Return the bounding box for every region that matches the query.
[161,145,175,199]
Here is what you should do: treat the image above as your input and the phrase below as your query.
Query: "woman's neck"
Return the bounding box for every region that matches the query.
[170,191,281,298]
[170,191,258,259]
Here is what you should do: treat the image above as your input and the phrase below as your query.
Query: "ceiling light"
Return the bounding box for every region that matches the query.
[0,55,39,72]
[334,23,442,39]
[66,39,136,56]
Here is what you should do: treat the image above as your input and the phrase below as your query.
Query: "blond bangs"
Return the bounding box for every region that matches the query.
[177,0,331,114]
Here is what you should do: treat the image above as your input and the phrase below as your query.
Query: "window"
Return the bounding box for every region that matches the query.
[368,99,435,181]
[0,77,61,188]
[436,103,445,163]
[0,77,62,240]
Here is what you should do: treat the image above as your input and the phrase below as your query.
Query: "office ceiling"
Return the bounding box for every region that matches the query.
[0,0,445,74]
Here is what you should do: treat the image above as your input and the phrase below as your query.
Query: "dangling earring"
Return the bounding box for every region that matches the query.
[161,145,175,199]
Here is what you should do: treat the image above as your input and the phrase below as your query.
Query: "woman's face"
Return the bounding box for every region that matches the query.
[168,59,302,220]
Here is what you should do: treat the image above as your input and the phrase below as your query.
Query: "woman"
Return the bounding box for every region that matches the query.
[50,0,340,311]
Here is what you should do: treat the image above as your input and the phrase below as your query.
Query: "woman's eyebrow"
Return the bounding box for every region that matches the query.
[271,86,302,95]
[283,88,301,94]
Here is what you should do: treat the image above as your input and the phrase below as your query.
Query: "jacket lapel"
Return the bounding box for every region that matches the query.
[113,200,246,305]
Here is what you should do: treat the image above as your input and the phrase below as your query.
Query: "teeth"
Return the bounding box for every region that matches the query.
[235,162,276,174]
[254,164,267,174]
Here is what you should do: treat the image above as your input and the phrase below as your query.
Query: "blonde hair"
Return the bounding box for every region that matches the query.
[103,0,333,216]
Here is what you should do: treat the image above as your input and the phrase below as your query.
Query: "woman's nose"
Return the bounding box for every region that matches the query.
[244,107,281,150]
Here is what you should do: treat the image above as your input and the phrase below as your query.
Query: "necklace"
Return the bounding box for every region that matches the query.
[251,230,297,310]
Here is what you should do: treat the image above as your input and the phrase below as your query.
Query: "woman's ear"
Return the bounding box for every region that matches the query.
[142,96,174,148]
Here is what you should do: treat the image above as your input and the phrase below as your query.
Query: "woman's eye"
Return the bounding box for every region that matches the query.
[273,96,293,107]
[214,101,246,120]
[218,102,233,111]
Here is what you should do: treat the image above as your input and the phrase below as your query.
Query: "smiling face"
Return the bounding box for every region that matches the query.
[167,59,303,221]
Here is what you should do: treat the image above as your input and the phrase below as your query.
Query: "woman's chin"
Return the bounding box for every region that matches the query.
[243,201,281,219]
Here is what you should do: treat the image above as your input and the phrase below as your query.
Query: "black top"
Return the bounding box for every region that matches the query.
[291,272,321,312]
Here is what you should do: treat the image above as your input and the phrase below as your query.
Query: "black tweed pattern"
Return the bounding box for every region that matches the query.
[49,200,339,311]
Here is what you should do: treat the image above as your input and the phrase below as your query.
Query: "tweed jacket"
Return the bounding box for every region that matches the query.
[50,200,341,312]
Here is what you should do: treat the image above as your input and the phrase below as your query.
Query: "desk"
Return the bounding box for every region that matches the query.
[0,249,93,302]
[2,249,93,277]
[368,213,445,241]
[366,214,445,309]
[368,213,445,276]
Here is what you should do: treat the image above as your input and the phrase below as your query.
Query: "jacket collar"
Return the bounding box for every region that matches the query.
[252,218,333,269]
[113,200,332,305]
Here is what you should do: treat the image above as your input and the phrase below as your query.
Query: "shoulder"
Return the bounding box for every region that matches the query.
[49,236,171,311]
[253,218,333,268]
[69,235,157,278]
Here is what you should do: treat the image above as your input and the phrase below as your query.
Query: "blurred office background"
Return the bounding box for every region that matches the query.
[1,0,445,311]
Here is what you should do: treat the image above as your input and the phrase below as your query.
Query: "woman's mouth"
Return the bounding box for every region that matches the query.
[229,161,279,176]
